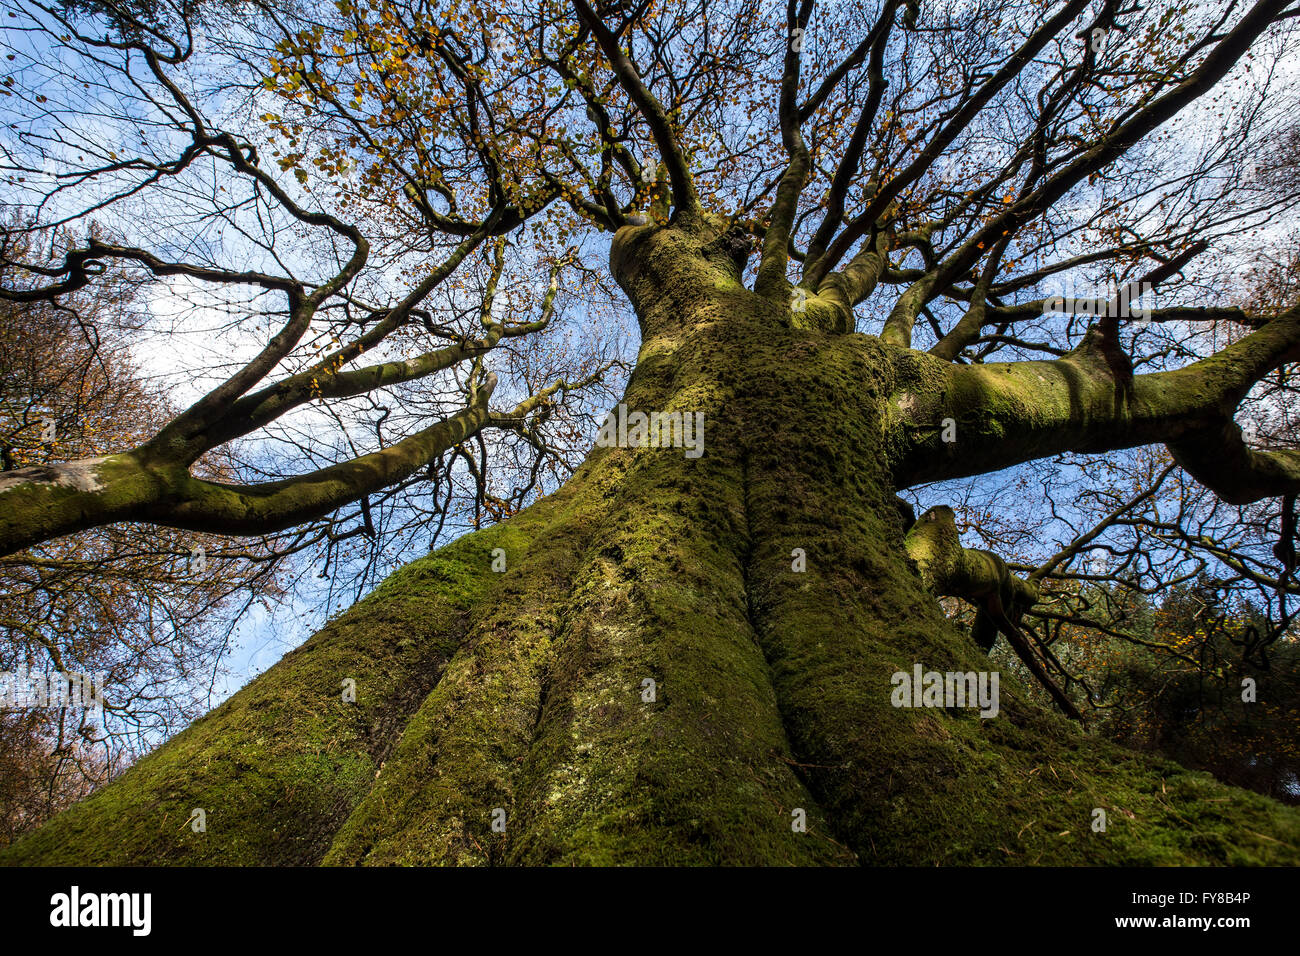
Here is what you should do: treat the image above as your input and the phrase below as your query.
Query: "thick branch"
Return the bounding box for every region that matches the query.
[1169,421,1300,505]
[0,378,497,555]
[904,504,1082,720]
[755,0,814,301]
[573,0,700,221]
[889,303,1300,489]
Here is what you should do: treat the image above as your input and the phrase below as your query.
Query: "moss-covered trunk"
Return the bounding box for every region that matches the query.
[4,222,1298,865]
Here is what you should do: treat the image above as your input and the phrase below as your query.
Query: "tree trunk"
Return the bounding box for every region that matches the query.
[4,221,1298,865]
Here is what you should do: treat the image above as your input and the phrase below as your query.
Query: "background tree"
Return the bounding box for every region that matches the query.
[1090,582,1300,803]
[2,0,1300,865]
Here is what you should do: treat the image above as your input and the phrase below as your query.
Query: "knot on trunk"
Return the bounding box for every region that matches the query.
[701,225,753,279]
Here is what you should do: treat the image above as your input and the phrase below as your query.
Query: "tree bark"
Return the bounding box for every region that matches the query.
[4,220,1298,865]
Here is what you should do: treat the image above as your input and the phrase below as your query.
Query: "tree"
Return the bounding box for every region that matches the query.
[1086,581,1300,803]
[2,0,1300,864]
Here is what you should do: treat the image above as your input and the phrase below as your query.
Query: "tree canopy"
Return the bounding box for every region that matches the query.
[2,0,1300,810]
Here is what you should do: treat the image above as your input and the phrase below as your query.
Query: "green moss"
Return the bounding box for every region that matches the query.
[731,321,1298,865]
[323,487,599,865]
[0,515,551,866]
[7,238,1299,866]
